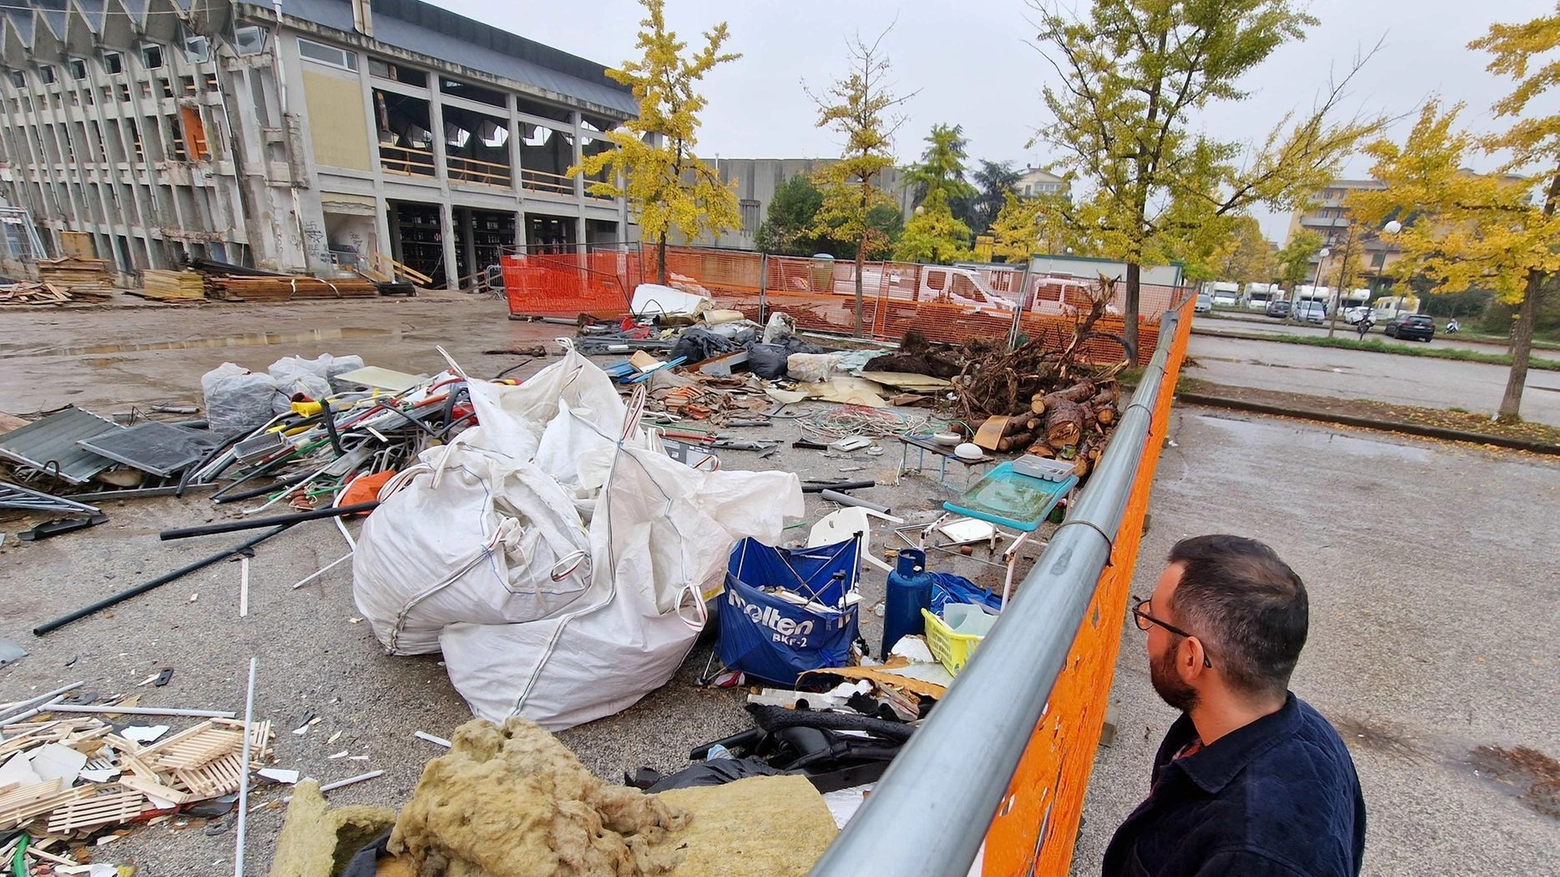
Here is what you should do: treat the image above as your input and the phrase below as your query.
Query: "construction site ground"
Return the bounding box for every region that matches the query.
[0,295,1555,874]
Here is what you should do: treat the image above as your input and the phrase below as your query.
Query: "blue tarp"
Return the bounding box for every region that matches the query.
[930,572,1004,615]
[718,536,861,686]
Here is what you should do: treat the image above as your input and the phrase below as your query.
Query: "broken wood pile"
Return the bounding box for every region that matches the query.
[0,707,273,850]
[136,269,207,301]
[949,275,1130,480]
[36,257,114,295]
[207,275,379,302]
[0,282,109,305]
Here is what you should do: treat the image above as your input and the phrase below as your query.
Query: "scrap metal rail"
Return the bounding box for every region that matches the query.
[811,295,1194,877]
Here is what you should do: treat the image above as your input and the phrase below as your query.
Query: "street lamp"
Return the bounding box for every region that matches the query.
[1383,220,1403,235]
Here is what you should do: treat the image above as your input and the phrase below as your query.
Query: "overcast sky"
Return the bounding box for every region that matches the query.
[444,0,1553,243]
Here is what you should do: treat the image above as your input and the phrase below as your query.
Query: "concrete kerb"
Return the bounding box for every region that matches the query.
[1175,390,1560,456]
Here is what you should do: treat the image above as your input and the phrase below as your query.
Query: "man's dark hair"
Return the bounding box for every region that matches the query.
[1168,535,1308,699]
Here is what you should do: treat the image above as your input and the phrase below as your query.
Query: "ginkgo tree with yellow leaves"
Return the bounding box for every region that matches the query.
[569,0,740,284]
[1351,5,1560,421]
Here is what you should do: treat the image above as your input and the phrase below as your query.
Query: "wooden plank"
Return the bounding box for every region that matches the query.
[117,773,195,806]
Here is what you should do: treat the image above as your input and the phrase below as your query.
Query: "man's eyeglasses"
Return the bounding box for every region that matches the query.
[1132,596,1213,668]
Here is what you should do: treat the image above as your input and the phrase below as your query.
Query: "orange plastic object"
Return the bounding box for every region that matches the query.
[340,470,397,509]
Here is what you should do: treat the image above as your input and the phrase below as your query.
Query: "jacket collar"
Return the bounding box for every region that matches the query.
[1171,692,1302,795]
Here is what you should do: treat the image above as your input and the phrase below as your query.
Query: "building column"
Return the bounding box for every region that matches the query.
[459,208,476,279]
[439,204,458,290]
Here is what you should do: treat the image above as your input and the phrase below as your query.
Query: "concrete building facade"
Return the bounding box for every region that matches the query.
[0,0,634,288]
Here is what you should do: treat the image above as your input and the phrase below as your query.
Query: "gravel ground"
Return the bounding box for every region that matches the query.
[0,295,1035,872]
[1070,407,1560,877]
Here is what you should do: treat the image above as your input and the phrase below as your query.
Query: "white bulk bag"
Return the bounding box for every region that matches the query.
[352,439,593,655]
[439,442,801,730]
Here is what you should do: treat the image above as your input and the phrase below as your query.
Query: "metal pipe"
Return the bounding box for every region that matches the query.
[41,703,238,719]
[235,657,257,877]
[211,472,311,504]
[160,502,379,541]
[0,682,84,725]
[34,525,295,636]
[819,489,891,515]
[809,310,1180,877]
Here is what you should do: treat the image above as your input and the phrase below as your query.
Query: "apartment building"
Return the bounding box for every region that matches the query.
[1285,179,1401,290]
[1016,166,1064,198]
[0,0,634,288]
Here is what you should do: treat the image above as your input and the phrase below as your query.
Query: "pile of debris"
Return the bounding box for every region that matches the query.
[0,684,273,868]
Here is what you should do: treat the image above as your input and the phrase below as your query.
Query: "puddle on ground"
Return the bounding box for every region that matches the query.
[31,327,404,357]
[1194,413,1435,462]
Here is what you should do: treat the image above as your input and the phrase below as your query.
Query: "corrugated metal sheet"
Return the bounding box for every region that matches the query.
[0,407,122,484]
[76,420,224,478]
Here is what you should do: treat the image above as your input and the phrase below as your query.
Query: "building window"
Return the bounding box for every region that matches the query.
[8,71,24,89]
[234,26,267,57]
[38,65,57,84]
[516,95,572,123]
[441,78,505,108]
[297,38,358,72]
[185,36,211,64]
[368,58,427,87]
[141,45,163,70]
[740,199,760,237]
[68,59,88,80]
[103,52,123,74]
[1372,253,1386,269]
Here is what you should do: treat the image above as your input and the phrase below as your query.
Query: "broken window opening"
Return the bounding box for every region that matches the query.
[140,45,163,70]
[368,58,426,87]
[439,77,503,108]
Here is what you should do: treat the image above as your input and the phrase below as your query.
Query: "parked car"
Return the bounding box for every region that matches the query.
[1384,314,1436,341]
[1266,300,1291,319]
[1293,301,1327,324]
[1342,306,1373,325]
[1195,293,1213,314]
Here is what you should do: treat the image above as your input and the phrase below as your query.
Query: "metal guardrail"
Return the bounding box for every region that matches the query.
[809,307,1183,877]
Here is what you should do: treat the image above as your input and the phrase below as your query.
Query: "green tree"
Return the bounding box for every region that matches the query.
[1352,100,1560,419]
[569,0,739,283]
[968,160,1023,236]
[1030,0,1384,362]
[1216,216,1278,286]
[809,31,916,336]
[755,174,824,255]
[904,124,976,210]
[893,189,972,263]
[1275,229,1323,292]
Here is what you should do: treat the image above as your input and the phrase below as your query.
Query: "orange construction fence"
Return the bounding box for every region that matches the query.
[980,291,1196,875]
[504,243,1189,362]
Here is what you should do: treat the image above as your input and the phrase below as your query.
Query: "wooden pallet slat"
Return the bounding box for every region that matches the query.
[173,751,244,798]
[45,787,146,834]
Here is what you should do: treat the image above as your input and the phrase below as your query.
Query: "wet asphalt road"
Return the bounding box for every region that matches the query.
[1185,333,1560,426]
[1071,407,1560,876]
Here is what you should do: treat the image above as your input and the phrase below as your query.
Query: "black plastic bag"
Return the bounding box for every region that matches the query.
[670,327,740,364]
[746,343,790,379]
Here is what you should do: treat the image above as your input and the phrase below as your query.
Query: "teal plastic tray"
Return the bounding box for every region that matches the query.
[942,461,1078,532]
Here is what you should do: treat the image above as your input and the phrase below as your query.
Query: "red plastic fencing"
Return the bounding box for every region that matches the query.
[501,249,642,319]
[508,243,1191,362]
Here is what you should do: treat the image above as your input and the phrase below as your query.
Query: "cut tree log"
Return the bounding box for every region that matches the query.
[1025,442,1056,458]
[1097,407,1116,426]
[997,432,1034,453]
[1045,400,1086,449]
